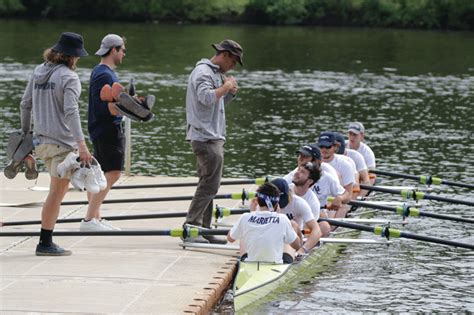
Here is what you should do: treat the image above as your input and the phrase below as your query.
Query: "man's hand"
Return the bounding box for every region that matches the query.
[224,76,238,94]
[108,102,119,116]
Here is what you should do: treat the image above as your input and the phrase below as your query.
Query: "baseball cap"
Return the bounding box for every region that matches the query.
[317,132,336,147]
[270,178,289,209]
[348,122,365,134]
[296,144,321,160]
[95,34,124,56]
[333,132,346,154]
[212,39,243,66]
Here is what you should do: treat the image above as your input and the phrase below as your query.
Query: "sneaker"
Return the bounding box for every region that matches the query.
[36,243,72,256]
[80,218,111,231]
[24,154,38,180]
[91,158,107,191]
[57,152,80,178]
[100,219,121,231]
[203,235,228,244]
[4,159,23,179]
[71,166,100,193]
[183,235,210,244]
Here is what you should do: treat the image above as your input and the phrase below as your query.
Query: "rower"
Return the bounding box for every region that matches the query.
[318,132,356,218]
[346,122,377,184]
[283,144,346,236]
[333,132,371,197]
[227,182,300,264]
[271,178,322,255]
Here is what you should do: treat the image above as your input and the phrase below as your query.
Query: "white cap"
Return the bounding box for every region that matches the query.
[95,34,124,56]
[348,122,365,134]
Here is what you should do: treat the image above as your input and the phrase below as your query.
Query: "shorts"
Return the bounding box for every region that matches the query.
[92,125,125,173]
[35,144,74,179]
[240,252,293,264]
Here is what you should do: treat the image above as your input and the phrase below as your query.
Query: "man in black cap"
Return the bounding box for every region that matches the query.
[20,32,92,256]
[184,39,243,243]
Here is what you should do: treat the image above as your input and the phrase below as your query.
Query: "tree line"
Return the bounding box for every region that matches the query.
[1,0,473,30]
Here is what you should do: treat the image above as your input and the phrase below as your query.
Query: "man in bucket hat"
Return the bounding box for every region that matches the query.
[20,32,92,256]
[184,39,243,244]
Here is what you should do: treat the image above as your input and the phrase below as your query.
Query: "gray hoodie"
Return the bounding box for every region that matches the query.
[185,59,235,142]
[20,62,84,149]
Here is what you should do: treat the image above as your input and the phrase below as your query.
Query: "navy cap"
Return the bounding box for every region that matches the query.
[270,178,289,209]
[333,132,346,154]
[296,144,321,160]
[317,132,336,147]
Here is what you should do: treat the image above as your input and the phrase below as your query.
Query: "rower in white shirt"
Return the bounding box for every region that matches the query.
[283,144,346,236]
[271,178,322,255]
[228,182,300,264]
[334,132,371,197]
[346,122,377,184]
[318,132,356,218]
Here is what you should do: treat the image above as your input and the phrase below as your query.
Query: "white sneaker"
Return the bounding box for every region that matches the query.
[84,167,100,194]
[91,158,107,191]
[57,152,80,178]
[80,218,112,231]
[71,166,87,191]
[71,166,100,193]
[100,219,121,231]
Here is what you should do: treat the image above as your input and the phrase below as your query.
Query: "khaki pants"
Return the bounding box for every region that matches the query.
[185,140,224,228]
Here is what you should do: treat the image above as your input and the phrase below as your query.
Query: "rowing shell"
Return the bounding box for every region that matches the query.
[232,201,380,312]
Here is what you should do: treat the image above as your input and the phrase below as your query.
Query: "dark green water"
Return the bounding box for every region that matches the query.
[0,20,473,313]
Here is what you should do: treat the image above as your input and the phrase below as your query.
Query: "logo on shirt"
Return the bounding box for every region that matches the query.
[34,82,56,90]
[286,213,294,221]
[248,215,280,224]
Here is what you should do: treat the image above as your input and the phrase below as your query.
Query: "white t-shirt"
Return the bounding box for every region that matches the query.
[229,210,297,263]
[289,183,321,220]
[280,194,314,230]
[311,172,345,207]
[326,154,356,186]
[321,162,339,181]
[345,149,368,173]
[346,141,376,169]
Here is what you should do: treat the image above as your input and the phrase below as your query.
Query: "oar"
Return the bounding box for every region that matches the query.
[360,184,474,206]
[319,218,474,250]
[1,191,257,208]
[0,227,230,238]
[0,207,250,227]
[370,170,474,189]
[346,200,474,224]
[111,178,270,190]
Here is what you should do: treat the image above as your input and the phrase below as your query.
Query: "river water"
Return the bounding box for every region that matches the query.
[0,20,473,313]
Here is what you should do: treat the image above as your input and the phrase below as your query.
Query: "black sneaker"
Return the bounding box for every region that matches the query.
[203,235,228,244]
[35,243,72,256]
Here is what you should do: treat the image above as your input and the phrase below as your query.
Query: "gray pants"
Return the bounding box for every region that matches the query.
[185,140,224,228]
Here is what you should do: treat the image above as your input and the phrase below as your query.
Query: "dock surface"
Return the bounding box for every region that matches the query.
[0,173,252,314]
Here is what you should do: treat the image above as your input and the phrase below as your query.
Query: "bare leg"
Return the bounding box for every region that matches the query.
[85,170,121,220]
[41,177,70,229]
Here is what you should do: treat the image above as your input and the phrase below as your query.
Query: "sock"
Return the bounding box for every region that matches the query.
[39,228,53,247]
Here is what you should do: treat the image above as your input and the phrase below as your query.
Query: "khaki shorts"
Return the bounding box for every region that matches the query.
[35,144,74,179]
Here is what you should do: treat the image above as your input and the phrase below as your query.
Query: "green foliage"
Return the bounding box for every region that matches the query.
[0,0,25,14]
[1,0,472,30]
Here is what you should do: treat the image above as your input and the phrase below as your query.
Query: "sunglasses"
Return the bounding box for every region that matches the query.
[303,162,315,171]
[318,144,332,149]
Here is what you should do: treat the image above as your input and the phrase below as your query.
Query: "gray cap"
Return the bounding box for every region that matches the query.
[95,34,124,56]
[348,122,365,134]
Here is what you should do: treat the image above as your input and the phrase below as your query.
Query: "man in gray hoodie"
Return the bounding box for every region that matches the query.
[184,39,243,243]
[20,32,92,256]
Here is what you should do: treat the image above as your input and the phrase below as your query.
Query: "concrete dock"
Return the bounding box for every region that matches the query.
[0,173,254,314]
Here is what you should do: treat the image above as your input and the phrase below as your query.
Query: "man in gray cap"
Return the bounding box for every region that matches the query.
[346,122,376,184]
[184,39,243,243]
[82,34,127,231]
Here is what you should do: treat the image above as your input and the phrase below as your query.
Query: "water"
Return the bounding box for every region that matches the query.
[0,20,473,312]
